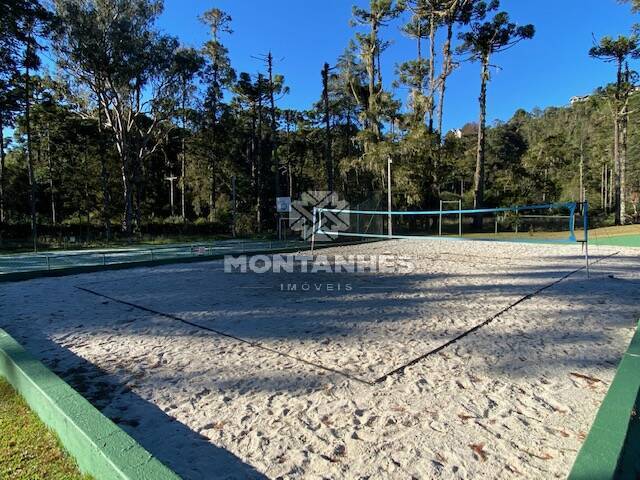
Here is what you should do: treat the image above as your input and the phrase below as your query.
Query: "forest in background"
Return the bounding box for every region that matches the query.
[1,0,639,250]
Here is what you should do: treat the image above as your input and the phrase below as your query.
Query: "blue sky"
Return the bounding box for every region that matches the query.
[157,0,637,132]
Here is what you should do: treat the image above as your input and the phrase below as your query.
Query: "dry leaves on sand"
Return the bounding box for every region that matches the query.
[469,443,488,462]
[570,372,605,388]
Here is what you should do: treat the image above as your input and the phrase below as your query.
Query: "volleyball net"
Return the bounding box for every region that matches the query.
[313,201,589,245]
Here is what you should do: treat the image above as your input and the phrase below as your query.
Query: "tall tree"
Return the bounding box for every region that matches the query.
[11,0,53,250]
[172,47,204,222]
[457,8,534,219]
[351,0,403,147]
[437,0,496,137]
[200,8,235,219]
[54,0,183,234]
[401,0,431,127]
[590,35,640,224]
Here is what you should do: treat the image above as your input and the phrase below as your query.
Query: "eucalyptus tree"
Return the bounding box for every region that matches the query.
[457,8,534,218]
[590,35,640,224]
[54,0,183,234]
[200,8,235,219]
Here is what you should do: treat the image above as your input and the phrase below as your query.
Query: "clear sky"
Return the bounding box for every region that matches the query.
[157,0,637,132]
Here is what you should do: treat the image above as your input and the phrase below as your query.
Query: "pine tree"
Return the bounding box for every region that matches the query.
[457,7,534,224]
[590,35,640,224]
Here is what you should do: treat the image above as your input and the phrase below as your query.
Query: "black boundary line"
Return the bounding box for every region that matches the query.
[75,286,375,386]
[372,251,621,384]
[75,250,619,388]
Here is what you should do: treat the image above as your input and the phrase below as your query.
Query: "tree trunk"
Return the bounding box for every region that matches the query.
[25,65,38,251]
[208,67,218,222]
[322,63,333,192]
[437,22,454,137]
[120,151,133,235]
[268,53,280,204]
[180,141,186,221]
[367,19,381,143]
[473,55,489,228]
[613,60,623,225]
[0,118,5,225]
[97,101,111,240]
[579,136,584,204]
[46,128,56,225]
[427,9,437,133]
[256,97,263,232]
[180,75,188,223]
[601,164,605,211]
[208,169,216,221]
[620,108,628,224]
[613,113,621,225]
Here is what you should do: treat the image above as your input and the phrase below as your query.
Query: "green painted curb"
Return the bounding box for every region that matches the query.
[0,240,371,284]
[568,320,640,480]
[0,329,181,480]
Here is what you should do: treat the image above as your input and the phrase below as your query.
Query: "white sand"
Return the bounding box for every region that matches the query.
[1,239,639,479]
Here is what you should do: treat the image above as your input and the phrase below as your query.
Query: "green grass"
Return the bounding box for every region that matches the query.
[0,378,91,480]
[459,223,639,245]
[589,224,640,248]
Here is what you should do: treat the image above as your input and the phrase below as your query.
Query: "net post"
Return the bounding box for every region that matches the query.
[568,202,577,242]
[583,201,590,278]
[458,200,462,236]
[439,200,443,236]
[311,207,317,254]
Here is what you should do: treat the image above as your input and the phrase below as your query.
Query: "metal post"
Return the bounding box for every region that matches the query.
[439,200,443,237]
[165,175,177,217]
[584,201,590,278]
[277,215,281,240]
[458,200,463,236]
[387,157,393,237]
[46,255,50,271]
[495,215,499,235]
[311,207,317,254]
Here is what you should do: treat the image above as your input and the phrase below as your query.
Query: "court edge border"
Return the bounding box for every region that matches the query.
[0,328,180,480]
[568,318,640,480]
[0,240,374,283]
